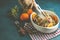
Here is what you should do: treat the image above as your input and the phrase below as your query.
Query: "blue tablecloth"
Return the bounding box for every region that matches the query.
[0,0,60,40]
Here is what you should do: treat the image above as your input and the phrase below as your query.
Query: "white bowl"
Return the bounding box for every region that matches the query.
[30,10,59,33]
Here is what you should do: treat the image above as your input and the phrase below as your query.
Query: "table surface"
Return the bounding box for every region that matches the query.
[0,0,60,40]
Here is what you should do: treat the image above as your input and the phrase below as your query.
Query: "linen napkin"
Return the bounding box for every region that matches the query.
[24,23,60,40]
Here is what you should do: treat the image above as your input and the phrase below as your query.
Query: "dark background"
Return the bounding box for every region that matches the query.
[0,0,60,40]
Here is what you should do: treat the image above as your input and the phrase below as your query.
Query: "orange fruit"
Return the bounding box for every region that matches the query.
[27,9,33,16]
[20,13,29,21]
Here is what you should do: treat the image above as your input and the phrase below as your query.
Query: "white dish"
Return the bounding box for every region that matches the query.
[30,10,59,33]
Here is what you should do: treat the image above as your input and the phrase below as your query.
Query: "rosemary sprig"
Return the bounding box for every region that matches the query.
[8,5,19,20]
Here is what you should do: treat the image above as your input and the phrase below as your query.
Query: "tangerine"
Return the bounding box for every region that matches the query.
[20,13,29,21]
